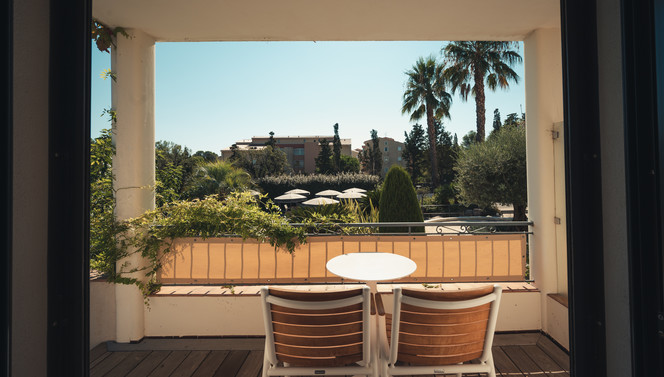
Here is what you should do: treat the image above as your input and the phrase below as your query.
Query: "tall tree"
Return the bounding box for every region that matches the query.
[315,139,334,174]
[265,131,277,148]
[492,108,502,135]
[231,147,291,178]
[402,56,452,187]
[402,123,427,183]
[443,41,522,142]
[461,130,478,149]
[454,125,527,221]
[358,129,382,175]
[435,121,456,185]
[332,123,342,172]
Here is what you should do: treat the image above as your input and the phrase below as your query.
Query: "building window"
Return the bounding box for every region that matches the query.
[293,148,304,156]
[384,141,388,145]
[398,156,402,161]
[384,157,389,162]
[397,146,402,151]
[384,147,388,152]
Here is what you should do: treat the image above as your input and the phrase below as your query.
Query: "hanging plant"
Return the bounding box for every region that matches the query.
[91,19,130,53]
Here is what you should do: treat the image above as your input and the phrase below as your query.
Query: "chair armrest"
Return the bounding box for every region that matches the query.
[375,292,385,316]
[371,293,376,315]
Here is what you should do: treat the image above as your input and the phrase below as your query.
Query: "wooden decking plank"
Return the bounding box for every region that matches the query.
[536,336,570,371]
[191,350,230,377]
[90,342,108,363]
[148,350,191,377]
[213,350,250,377]
[170,351,210,377]
[103,350,152,377]
[502,345,546,376]
[492,347,525,376]
[522,345,570,377]
[493,333,539,346]
[90,351,131,377]
[90,352,111,369]
[235,350,264,377]
[126,350,171,377]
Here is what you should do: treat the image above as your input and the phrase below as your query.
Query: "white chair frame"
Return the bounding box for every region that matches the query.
[379,285,502,377]
[260,286,377,377]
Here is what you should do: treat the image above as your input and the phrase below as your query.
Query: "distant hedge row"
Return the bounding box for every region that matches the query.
[257,173,380,199]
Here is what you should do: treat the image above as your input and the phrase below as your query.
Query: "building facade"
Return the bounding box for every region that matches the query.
[221,135,354,173]
[359,137,406,176]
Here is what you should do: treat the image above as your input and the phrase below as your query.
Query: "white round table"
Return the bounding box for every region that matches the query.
[326,252,417,292]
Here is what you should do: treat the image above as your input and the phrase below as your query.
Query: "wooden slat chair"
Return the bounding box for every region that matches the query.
[376,285,502,377]
[260,286,377,377]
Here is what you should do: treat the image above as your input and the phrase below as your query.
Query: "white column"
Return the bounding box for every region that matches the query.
[111,29,156,343]
[524,28,565,333]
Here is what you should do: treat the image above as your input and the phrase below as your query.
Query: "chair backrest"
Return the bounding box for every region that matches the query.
[261,286,371,368]
[389,285,502,366]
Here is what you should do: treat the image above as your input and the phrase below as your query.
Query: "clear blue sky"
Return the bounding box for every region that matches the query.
[91,41,525,152]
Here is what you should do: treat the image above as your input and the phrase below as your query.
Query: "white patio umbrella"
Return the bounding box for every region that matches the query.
[337,191,367,200]
[285,188,310,196]
[315,189,342,198]
[343,187,367,193]
[274,193,307,203]
[302,197,339,206]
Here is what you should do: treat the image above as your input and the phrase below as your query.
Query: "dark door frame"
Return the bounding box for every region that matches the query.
[34,0,664,376]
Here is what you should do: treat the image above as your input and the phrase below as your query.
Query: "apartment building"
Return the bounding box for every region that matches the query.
[359,137,406,176]
[221,135,353,173]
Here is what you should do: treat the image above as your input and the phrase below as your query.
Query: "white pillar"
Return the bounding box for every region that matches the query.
[524,28,565,333]
[111,29,156,343]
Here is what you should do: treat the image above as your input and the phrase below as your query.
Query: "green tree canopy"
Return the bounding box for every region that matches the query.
[358,129,383,176]
[231,146,291,178]
[379,165,424,233]
[454,125,527,220]
[402,123,427,183]
[402,56,452,187]
[332,123,342,173]
[185,160,252,200]
[339,155,360,173]
[443,42,522,142]
[194,150,220,163]
[315,138,334,174]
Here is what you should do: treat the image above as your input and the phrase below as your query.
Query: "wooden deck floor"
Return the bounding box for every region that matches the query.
[90,333,569,377]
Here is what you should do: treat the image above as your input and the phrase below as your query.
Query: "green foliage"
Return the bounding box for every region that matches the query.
[403,123,427,183]
[434,183,458,205]
[402,56,452,186]
[339,155,360,173]
[257,173,379,199]
[315,139,334,174]
[492,108,502,134]
[378,166,424,232]
[100,68,117,82]
[435,121,458,185]
[193,150,219,162]
[231,146,291,178]
[332,123,342,172]
[287,199,379,234]
[461,130,478,149]
[155,141,203,206]
[90,129,116,264]
[91,19,130,53]
[358,129,383,175]
[94,193,307,296]
[443,41,522,142]
[185,160,252,200]
[101,108,117,124]
[265,131,277,148]
[454,125,527,220]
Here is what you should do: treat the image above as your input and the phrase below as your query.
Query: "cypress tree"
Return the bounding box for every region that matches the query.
[379,165,424,233]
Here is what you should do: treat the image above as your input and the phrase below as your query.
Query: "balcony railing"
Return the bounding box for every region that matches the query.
[157,220,532,285]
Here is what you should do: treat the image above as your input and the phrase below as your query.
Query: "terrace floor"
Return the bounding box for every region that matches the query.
[89,332,569,377]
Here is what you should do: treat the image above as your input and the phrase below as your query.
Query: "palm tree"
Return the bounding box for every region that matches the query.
[186,160,252,199]
[402,56,452,187]
[442,41,522,142]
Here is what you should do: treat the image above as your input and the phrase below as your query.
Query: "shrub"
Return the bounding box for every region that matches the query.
[257,173,379,199]
[378,166,424,233]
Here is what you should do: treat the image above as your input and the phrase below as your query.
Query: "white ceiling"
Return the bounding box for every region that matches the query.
[93,0,560,42]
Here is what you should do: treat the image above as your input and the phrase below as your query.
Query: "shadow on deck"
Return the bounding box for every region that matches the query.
[89,332,569,377]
